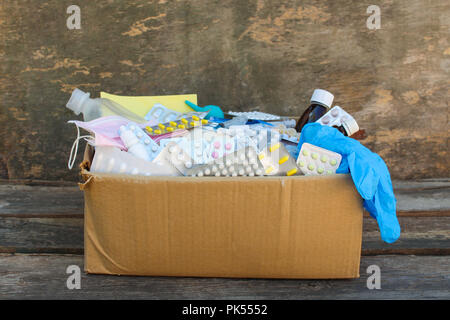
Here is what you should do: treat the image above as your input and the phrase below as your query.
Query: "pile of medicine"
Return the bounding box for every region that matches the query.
[67,88,362,178]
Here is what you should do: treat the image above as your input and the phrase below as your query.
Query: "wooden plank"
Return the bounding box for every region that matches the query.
[0,254,448,299]
[1,181,449,217]
[0,185,83,217]
[0,216,448,255]
[0,217,83,254]
[362,217,450,255]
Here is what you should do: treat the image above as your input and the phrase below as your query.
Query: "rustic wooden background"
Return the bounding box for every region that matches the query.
[0,0,448,181]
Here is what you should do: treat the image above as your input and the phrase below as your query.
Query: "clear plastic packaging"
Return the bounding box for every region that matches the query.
[257,142,300,176]
[90,146,178,176]
[66,88,146,123]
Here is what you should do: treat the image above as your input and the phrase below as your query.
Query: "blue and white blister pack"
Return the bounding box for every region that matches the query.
[144,103,182,123]
[126,123,162,161]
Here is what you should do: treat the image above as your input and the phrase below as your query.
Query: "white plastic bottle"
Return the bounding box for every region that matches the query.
[118,126,151,161]
[66,88,146,123]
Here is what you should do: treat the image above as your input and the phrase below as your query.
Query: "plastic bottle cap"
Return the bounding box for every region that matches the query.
[66,88,90,115]
[310,89,334,109]
[342,116,360,136]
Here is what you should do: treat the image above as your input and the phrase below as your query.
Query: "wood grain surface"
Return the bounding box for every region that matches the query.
[0,254,448,299]
[0,0,449,181]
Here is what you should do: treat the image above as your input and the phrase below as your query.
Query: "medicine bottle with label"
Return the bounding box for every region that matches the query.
[295,89,334,132]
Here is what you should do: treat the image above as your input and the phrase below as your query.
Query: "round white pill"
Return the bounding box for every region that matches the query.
[185,161,192,168]
[222,169,228,175]
[204,168,211,175]
[197,171,204,177]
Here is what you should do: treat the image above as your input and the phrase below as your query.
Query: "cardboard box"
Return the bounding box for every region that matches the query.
[80,145,363,279]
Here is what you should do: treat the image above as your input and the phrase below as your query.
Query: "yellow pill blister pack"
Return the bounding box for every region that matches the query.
[145,113,209,137]
[257,143,300,176]
[296,143,342,176]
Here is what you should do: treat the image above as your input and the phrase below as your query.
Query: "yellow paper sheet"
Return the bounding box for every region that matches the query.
[100,92,197,117]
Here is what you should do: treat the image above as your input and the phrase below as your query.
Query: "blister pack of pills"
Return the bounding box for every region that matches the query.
[145,114,209,137]
[317,106,358,130]
[221,115,248,128]
[296,143,342,176]
[277,126,300,143]
[216,125,281,153]
[227,111,281,121]
[185,147,264,177]
[125,123,162,161]
[144,103,182,123]
[157,141,196,175]
[91,146,179,176]
[257,142,300,176]
[170,128,221,165]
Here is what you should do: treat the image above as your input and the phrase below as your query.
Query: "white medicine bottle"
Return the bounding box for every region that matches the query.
[66,88,146,123]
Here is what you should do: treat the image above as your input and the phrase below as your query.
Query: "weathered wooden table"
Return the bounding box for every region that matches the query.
[0,179,449,299]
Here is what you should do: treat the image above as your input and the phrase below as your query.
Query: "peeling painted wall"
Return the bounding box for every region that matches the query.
[0,0,449,181]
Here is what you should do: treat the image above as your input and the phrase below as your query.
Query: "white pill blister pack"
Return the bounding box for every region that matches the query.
[175,128,234,165]
[91,146,178,176]
[185,147,264,177]
[227,111,281,121]
[158,141,196,175]
[257,142,299,176]
[316,106,356,128]
[296,143,342,176]
[126,123,162,161]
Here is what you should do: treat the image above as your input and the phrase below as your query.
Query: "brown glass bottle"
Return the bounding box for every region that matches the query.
[295,89,334,132]
[332,117,360,137]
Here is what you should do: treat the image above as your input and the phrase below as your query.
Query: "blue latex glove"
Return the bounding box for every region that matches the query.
[296,123,400,243]
[185,100,224,119]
